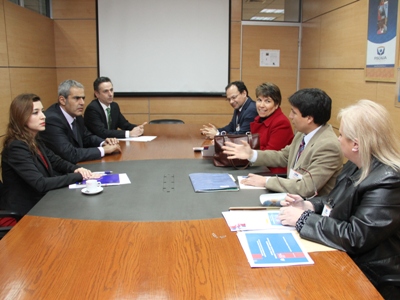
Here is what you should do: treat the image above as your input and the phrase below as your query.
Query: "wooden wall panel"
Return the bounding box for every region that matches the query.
[300,18,321,69]
[52,0,96,19]
[54,20,97,67]
[149,114,232,127]
[319,1,366,68]
[56,67,98,97]
[300,69,378,129]
[242,25,299,105]
[302,0,359,22]
[0,68,12,135]
[5,1,55,67]
[230,69,240,82]
[120,114,149,126]
[9,68,58,109]
[116,98,149,114]
[0,0,8,67]
[230,22,241,70]
[150,98,230,114]
[231,0,242,22]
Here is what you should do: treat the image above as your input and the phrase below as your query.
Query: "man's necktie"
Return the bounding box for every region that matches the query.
[71,119,78,140]
[106,107,112,129]
[236,109,241,131]
[295,137,305,164]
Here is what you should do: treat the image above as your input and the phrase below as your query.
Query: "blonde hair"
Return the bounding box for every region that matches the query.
[338,99,400,185]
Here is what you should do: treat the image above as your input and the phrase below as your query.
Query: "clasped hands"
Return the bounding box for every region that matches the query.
[102,137,121,154]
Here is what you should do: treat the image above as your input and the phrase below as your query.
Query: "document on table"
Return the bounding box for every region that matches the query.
[118,136,157,142]
[222,210,295,231]
[189,173,238,192]
[69,173,131,189]
[237,230,314,267]
[237,176,265,190]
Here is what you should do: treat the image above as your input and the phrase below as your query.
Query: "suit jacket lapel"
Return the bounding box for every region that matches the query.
[95,99,109,127]
[294,124,328,168]
[55,104,82,146]
[36,145,53,176]
[75,118,84,147]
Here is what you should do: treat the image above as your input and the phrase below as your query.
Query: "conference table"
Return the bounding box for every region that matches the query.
[0,124,383,299]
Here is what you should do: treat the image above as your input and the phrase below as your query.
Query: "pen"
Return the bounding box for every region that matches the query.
[93,171,113,175]
[229,206,279,210]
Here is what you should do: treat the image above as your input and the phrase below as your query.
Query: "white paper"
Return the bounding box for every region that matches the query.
[237,176,265,190]
[222,210,294,232]
[260,49,280,67]
[118,136,157,142]
[69,173,131,189]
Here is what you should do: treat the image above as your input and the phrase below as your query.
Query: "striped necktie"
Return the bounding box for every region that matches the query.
[106,107,112,129]
[295,137,305,164]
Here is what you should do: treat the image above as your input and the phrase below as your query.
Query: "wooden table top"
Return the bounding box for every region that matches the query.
[0,124,383,299]
[95,124,207,162]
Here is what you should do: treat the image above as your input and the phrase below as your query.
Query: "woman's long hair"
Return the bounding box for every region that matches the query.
[338,99,400,185]
[2,93,41,155]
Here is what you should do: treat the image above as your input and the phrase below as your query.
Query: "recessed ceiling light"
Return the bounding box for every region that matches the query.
[250,16,276,21]
[260,9,285,14]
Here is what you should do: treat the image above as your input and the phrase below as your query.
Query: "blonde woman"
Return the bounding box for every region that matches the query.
[279,100,400,299]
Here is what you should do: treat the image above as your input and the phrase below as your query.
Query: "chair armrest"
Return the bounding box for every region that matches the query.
[377,274,400,288]
[0,211,23,221]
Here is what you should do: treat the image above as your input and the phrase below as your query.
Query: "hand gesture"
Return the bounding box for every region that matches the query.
[130,122,148,137]
[200,123,218,139]
[222,140,253,160]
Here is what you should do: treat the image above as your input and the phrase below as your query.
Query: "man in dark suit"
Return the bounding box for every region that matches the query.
[200,81,258,139]
[84,77,147,139]
[39,80,121,164]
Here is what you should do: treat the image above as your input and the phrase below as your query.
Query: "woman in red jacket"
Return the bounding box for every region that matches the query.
[250,83,293,174]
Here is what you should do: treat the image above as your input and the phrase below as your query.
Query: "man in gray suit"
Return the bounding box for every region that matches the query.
[222,88,343,198]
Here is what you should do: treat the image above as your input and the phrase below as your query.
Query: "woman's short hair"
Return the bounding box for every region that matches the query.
[338,99,400,184]
[255,82,282,106]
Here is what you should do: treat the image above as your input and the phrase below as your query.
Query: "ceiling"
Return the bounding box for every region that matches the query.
[242,0,300,22]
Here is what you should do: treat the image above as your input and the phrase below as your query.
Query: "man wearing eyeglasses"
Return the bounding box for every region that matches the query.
[222,88,343,198]
[200,81,258,139]
[39,80,121,164]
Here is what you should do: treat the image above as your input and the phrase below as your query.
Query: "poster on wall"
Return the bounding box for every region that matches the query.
[260,49,280,67]
[365,0,399,82]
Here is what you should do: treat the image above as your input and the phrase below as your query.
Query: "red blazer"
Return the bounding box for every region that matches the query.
[250,107,294,174]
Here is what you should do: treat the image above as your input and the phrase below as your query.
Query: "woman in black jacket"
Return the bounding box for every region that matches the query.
[1,93,98,215]
[279,99,400,299]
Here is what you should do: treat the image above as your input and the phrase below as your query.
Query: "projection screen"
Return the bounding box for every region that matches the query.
[97,0,230,96]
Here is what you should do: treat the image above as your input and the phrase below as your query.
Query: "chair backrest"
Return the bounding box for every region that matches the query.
[149,119,185,124]
[0,180,22,239]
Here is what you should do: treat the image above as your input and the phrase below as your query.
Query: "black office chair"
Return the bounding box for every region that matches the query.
[377,275,400,299]
[0,211,22,240]
[149,119,185,124]
[0,180,22,239]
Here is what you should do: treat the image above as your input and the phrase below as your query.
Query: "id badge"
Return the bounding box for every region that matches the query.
[322,204,332,217]
[289,168,303,180]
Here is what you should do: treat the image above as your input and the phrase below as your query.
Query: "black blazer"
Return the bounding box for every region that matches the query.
[39,103,104,164]
[84,100,136,139]
[0,140,82,215]
[218,97,258,134]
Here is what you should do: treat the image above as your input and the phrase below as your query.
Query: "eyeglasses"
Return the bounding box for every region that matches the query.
[276,167,318,200]
[226,94,239,102]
